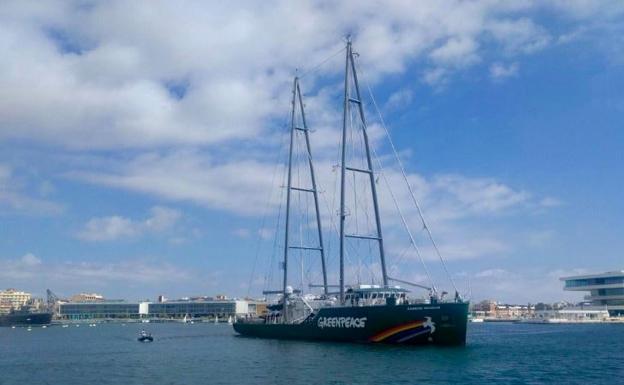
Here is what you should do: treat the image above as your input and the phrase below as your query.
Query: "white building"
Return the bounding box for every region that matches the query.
[0,288,31,314]
[58,299,252,320]
[561,270,624,316]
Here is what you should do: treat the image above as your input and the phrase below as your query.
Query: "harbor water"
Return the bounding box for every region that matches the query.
[1,322,622,385]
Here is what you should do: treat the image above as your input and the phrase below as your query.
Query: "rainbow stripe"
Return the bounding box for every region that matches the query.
[369,320,431,343]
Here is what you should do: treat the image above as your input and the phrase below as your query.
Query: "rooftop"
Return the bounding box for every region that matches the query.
[559,270,624,281]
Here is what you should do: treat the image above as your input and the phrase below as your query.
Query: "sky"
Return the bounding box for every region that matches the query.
[0,0,622,304]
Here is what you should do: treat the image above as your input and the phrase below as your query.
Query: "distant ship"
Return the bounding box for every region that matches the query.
[234,39,468,346]
[0,310,53,327]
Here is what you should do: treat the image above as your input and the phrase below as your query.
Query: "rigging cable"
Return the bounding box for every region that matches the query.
[370,141,436,292]
[356,61,459,294]
[247,116,291,297]
[264,132,290,293]
[298,46,347,80]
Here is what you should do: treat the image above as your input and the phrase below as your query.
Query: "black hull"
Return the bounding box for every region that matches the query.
[0,312,53,327]
[234,302,468,346]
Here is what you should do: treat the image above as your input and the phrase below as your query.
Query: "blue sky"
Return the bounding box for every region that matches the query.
[0,1,622,303]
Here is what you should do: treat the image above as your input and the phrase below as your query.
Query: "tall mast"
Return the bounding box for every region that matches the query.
[339,39,388,305]
[339,41,351,305]
[283,77,329,319]
[282,77,297,322]
[296,80,329,295]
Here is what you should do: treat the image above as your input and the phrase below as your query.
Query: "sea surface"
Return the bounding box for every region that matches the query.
[1,322,622,385]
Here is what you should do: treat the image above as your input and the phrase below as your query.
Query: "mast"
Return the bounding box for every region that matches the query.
[339,41,350,305]
[296,80,329,295]
[339,39,388,305]
[282,77,297,322]
[283,76,329,321]
[348,44,388,287]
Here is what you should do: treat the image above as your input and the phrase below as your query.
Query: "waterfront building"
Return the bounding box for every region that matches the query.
[59,301,141,320]
[58,299,257,320]
[520,307,610,323]
[561,270,624,316]
[470,300,533,320]
[148,300,248,319]
[472,300,497,313]
[0,289,31,315]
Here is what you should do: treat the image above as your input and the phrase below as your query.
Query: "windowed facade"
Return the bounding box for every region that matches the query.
[148,301,245,318]
[58,300,250,319]
[59,302,140,319]
[561,271,624,316]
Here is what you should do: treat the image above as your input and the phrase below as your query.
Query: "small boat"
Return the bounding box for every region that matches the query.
[137,330,154,342]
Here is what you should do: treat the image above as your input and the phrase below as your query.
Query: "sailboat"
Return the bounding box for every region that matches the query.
[234,39,468,345]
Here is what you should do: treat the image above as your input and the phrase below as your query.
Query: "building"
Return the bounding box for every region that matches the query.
[470,300,533,320]
[0,289,31,315]
[70,293,104,303]
[59,301,141,320]
[523,307,610,323]
[561,270,624,316]
[58,299,255,320]
[472,300,497,313]
[148,300,248,319]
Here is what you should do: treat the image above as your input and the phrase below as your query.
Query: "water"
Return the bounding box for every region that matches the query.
[1,322,622,385]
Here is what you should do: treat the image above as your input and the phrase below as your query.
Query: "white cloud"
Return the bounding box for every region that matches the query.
[384,89,413,111]
[65,149,554,268]
[465,267,593,303]
[429,36,480,67]
[76,206,181,241]
[438,238,509,260]
[20,253,42,266]
[0,253,197,298]
[474,268,507,278]
[430,174,531,215]
[0,1,614,149]
[486,18,552,54]
[422,67,448,86]
[67,151,283,216]
[489,62,519,80]
[0,163,63,215]
[0,0,605,298]
[143,206,182,231]
[544,0,624,20]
